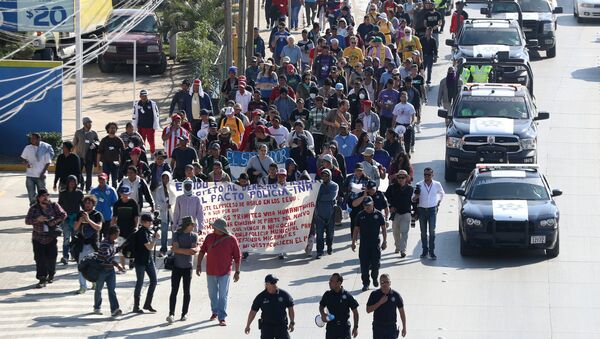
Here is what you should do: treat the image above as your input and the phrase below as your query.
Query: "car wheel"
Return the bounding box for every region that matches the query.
[577,16,584,23]
[444,162,458,182]
[149,54,167,75]
[546,232,559,258]
[547,45,556,58]
[98,56,115,73]
[460,229,475,256]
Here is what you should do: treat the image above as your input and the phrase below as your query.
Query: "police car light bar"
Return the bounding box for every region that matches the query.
[476,163,539,171]
[465,83,521,91]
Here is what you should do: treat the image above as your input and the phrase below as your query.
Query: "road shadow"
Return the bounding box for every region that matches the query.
[101,319,217,338]
[571,67,600,82]
[0,263,37,274]
[31,312,138,329]
[0,226,30,234]
[413,230,548,269]
[0,215,26,222]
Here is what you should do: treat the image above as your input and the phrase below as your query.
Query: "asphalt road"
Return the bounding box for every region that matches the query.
[0,0,598,338]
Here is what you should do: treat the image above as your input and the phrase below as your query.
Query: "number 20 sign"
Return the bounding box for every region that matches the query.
[0,0,74,32]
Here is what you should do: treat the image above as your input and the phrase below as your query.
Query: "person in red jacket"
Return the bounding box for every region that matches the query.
[450,1,468,37]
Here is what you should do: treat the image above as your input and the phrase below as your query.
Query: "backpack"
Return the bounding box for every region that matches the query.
[78,252,103,283]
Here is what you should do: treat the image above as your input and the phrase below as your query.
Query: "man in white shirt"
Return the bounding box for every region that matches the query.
[411,167,445,260]
[268,116,290,148]
[235,81,253,114]
[21,133,52,205]
[392,91,417,154]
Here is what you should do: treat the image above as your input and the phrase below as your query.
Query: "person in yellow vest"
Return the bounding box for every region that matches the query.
[367,36,394,61]
[397,27,423,62]
[219,107,246,146]
[468,65,492,83]
[377,13,395,45]
[460,67,470,83]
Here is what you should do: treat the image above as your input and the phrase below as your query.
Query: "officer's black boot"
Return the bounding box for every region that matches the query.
[133,297,143,313]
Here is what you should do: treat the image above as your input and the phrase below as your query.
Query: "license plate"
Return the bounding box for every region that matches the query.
[530,235,546,244]
[126,59,135,64]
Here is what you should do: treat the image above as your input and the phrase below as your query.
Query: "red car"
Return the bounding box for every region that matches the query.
[98,8,167,74]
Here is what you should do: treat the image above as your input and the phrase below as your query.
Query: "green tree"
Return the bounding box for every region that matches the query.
[177,22,220,90]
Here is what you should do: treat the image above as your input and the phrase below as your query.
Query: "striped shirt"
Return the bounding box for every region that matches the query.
[98,239,117,268]
[162,126,189,158]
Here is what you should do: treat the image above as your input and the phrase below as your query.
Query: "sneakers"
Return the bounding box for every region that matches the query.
[35,281,46,289]
[132,307,144,314]
[60,257,68,265]
[361,285,369,292]
[373,280,379,287]
[411,146,415,153]
[415,124,421,133]
[111,309,123,317]
[181,315,188,321]
[77,287,87,294]
[93,309,102,315]
[394,249,400,254]
[143,305,157,313]
[219,320,227,326]
[242,252,249,260]
[315,254,322,259]
[278,254,285,260]
[342,210,350,219]
[47,275,54,284]
[400,252,407,258]
[166,315,175,324]
[429,252,437,260]
[157,251,166,258]
[210,314,218,321]
[327,246,332,255]
[117,269,126,275]
[420,251,428,258]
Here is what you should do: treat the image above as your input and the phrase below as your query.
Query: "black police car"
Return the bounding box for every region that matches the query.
[455,164,562,257]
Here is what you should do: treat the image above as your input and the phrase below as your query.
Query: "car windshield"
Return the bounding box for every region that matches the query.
[492,2,521,13]
[455,96,529,119]
[460,28,521,46]
[468,177,550,200]
[519,0,551,12]
[107,15,158,33]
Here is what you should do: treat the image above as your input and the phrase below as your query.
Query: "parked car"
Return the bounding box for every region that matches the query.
[573,0,600,22]
[98,8,167,74]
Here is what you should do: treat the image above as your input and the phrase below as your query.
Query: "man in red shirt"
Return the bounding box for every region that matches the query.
[196,218,241,326]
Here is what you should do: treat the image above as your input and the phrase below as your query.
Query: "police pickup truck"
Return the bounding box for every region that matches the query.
[455,164,562,257]
[438,83,549,181]
[481,0,563,58]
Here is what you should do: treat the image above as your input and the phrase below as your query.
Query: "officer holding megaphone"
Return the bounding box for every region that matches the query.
[318,273,359,338]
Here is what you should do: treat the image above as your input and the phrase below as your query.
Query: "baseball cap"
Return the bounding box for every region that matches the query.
[154,150,166,159]
[178,135,189,141]
[355,163,364,170]
[321,168,332,176]
[171,115,181,121]
[140,213,154,222]
[362,196,374,205]
[362,147,375,156]
[366,180,377,189]
[209,142,221,150]
[363,100,373,106]
[200,109,210,116]
[82,117,92,124]
[277,168,287,176]
[130,147,142,155]
[118,185,131,195]
[323,154,333,163]
[209,121,218,128]
[182,79,191,86]
[139,89,148,96]
[397,169,409,177]
[265,274,279,284]
[37,189,49,198]
[98,173,108,180]
[335,83,344,91]
[282,56,291,63]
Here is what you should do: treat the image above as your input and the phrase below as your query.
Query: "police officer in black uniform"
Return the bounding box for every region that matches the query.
[366,274,407,338]
[245,274,295,339]
[319,273,360,339]
[352,196,388,292]
[351,180,390,224]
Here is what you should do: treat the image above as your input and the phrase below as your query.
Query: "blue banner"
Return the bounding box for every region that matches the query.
[227,147,291,167]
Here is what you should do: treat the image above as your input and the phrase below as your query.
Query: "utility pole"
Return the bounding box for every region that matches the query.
[238,0,247,70]
[224,0,233,70]
[288,0,292,29]
[246,0,255,64]
[74,0,83,130]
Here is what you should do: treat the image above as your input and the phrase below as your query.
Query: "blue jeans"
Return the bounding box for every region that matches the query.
[134,258,157,307]
[61,213,77,259]
[26,176,46,205]
[78,244,95,288]
[291,5,301,28]
[423,54,434,83]
[207,274,231,321]
[315,216,334,255]
[418,207,437,252]
[102,162,119,188]
[94,269,120,312]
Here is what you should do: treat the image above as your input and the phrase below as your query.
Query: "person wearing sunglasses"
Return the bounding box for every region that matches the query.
[411,167,445,259]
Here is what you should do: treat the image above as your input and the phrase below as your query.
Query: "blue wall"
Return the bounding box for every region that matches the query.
[0,60,63,156]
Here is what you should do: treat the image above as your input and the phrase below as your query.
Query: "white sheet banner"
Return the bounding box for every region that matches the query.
[169,181,321,253]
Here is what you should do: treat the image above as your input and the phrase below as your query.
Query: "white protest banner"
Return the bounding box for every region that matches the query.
[169,180,321,254]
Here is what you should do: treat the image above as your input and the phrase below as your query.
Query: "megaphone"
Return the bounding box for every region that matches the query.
[315,313,335,328]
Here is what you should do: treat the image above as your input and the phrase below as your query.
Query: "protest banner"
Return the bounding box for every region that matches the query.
[169,180,321,254]
[227,148,290,178]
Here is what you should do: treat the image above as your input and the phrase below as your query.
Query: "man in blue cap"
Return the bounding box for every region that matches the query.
[352,196,388,292]
[221,66,239,101]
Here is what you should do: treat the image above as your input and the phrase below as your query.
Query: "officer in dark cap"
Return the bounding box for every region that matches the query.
[351,179,389,232]
[366,273,407,338]
[352,196,388,292]
[169,79,192,115]
[319,273,360,338]
[245,274,295,338]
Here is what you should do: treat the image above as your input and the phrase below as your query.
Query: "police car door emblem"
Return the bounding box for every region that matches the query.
[481,120,501,128]
[497,202,521,219]
[278,297,283,302]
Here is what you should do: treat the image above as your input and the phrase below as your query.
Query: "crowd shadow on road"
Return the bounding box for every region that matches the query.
[0,226,30,234]
[31,312,137,329]
[98,319,217,338]
[0,215,27,223]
